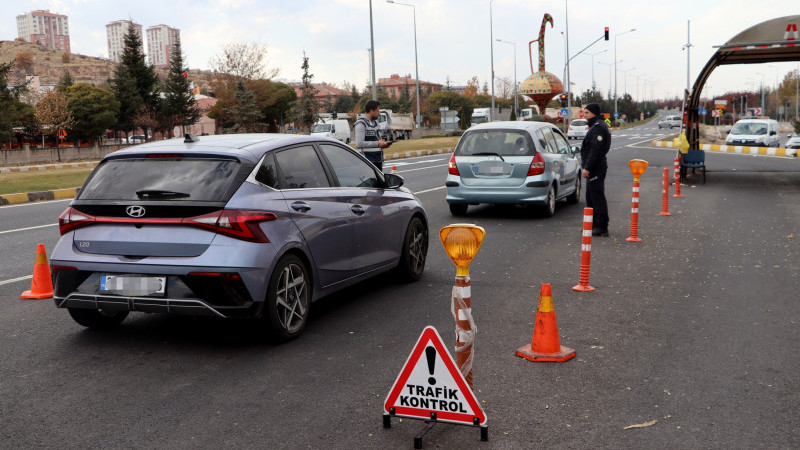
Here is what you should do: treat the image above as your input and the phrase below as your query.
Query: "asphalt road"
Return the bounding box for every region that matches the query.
[2,121,799,449]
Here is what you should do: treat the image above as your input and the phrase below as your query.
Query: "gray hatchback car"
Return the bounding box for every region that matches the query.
[445,121,581,216]
[51,134,429,341]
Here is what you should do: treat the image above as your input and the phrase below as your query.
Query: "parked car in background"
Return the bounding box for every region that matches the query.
[658,115,682,129]
[725,118,780,147]
[785,133,800,150]
[130,135,149,143]
[50,134,429,341]
[445,121,581,217]
[567,119,589,140]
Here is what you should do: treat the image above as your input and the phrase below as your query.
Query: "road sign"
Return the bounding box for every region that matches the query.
[754,107,762,115]
[57,129,67,139]
[560,108,569,117]
[714,99,727,106]
[712,110,720,118]
[384,326,487,426]
[613,111,619,118]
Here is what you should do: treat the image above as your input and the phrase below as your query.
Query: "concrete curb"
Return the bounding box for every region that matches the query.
[0,148,455,206]
[0,161,98,174]
[651,140,798,157]
[0,187,81,206]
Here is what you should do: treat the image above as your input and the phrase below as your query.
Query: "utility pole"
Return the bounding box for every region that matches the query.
[369,0,377,100]
[565,0,571,127]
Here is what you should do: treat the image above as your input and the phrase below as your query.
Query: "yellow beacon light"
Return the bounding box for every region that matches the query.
[439,224,486,277]
[628,159,649,181]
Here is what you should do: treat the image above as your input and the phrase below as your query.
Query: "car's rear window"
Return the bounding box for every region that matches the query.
[456,130,533,156]
[78,157,240,201]
[571,120,588,126]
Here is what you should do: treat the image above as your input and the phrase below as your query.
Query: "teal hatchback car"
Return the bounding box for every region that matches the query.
[445,121,582,216]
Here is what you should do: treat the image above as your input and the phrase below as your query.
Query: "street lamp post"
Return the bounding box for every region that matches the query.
[369,0,376,100]
[614,28,636,121]
[585,50,607,90]
[490,0,495,121]
[768,65,779,120]
[496,39,518,117]
[387,0,422,137]
[619,67,635,96]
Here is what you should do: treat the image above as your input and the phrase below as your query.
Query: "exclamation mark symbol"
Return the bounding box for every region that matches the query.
[426,346,436,385]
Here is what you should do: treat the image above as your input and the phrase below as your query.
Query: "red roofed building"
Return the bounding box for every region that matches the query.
[292,83,351,112]
[378,74,442,99]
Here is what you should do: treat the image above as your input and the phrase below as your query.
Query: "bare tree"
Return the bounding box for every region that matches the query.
[209,42,279,81]
[496,76,513,99]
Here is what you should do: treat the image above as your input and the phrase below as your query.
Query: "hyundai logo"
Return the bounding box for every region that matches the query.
[126,206,146,218]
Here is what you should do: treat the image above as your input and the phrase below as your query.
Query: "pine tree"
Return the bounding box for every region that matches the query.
[223,80,261,133]
[56,70,74,93]
[293,52,319,132]
[111,24,158,138]
[163,39,200,135]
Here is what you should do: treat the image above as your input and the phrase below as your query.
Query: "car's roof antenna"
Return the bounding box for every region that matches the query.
[184,133,200,143]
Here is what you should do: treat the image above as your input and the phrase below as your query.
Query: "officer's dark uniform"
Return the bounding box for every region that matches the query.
[580,115,611,233]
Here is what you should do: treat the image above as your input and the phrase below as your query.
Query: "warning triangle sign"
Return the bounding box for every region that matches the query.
[384,326,487,426]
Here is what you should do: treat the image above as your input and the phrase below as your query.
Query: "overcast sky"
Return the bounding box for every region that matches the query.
[5,0,799,101]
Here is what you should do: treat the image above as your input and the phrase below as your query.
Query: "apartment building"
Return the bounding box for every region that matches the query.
[106,20,143,63]
[146,24,180,67]
[16,10,71,53]
[378,74,442,99]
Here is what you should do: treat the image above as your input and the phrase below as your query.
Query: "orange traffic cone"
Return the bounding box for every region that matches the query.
[21,243,54,300]
[515,283,575,362]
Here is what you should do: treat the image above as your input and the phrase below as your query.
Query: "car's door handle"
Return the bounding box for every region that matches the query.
[291,202,311,212]
[350,205,365,215]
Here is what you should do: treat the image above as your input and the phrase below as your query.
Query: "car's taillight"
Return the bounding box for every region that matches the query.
[185,209,276,242]
[568,126,573,130]
[527,152,545,176]
[59,207,276,243]
[448,153,460,176]
[58,207,95,235]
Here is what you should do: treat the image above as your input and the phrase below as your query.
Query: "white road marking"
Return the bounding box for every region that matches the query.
[0,223,58,235]
[0,275,32,286]
[414,186,447,195]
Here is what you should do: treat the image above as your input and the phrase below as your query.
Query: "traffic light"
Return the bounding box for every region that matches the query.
[604,27,609,41]
[559,93,567,106]
[332,111,337,119]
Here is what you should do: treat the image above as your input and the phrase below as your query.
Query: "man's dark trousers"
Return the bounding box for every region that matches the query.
[585,166,608,228]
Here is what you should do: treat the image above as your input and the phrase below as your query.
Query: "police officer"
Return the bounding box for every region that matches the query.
[580,103,611,236]
[355,100,391,171]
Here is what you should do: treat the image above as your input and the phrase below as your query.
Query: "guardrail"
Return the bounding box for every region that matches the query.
[651,140,797,158]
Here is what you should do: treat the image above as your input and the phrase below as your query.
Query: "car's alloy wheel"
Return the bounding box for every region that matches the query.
[566,176,581,204]
[265,254,310,342]
[397,217,428,281]
[541,185,556,217]
[67,308,129,329]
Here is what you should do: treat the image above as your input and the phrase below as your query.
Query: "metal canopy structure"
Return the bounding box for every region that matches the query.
[687,15,800,150]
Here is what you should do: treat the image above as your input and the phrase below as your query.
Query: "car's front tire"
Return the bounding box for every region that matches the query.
[396,216,428,282]
[449,203,468,216]
[68,308,128,329]
[264,254,310,342]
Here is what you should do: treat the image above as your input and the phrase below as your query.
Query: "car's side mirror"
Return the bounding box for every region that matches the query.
[769,130,776,136]
[571,146,580,155]
[726,130,730,134]
[383,173,404,189]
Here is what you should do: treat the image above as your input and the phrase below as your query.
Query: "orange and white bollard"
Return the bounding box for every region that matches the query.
[659,167,671,216]
[673,158,683,198]
[440,225,486,390]
[391,165,397,175]
[572,207,595,292]
[626,179,642,242]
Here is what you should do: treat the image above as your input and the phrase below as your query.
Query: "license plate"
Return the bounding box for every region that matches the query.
[99,274,166,297]
[475,161,510,175]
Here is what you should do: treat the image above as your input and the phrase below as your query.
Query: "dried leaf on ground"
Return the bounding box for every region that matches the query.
[623,419,657,430]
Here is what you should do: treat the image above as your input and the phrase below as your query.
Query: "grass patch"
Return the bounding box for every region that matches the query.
[383,136,460,155]
[0,167,91,195]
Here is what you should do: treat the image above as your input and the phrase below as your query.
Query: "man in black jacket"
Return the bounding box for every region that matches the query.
[580,103,611,236]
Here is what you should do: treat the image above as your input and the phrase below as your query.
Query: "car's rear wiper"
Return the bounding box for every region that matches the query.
[135,189,190,199]
[471,152,505,161]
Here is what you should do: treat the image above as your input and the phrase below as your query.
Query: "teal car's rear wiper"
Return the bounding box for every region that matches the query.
[135,189,191,199]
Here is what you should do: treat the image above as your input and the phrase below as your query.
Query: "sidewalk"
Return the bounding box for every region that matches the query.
[0,148,454,206]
